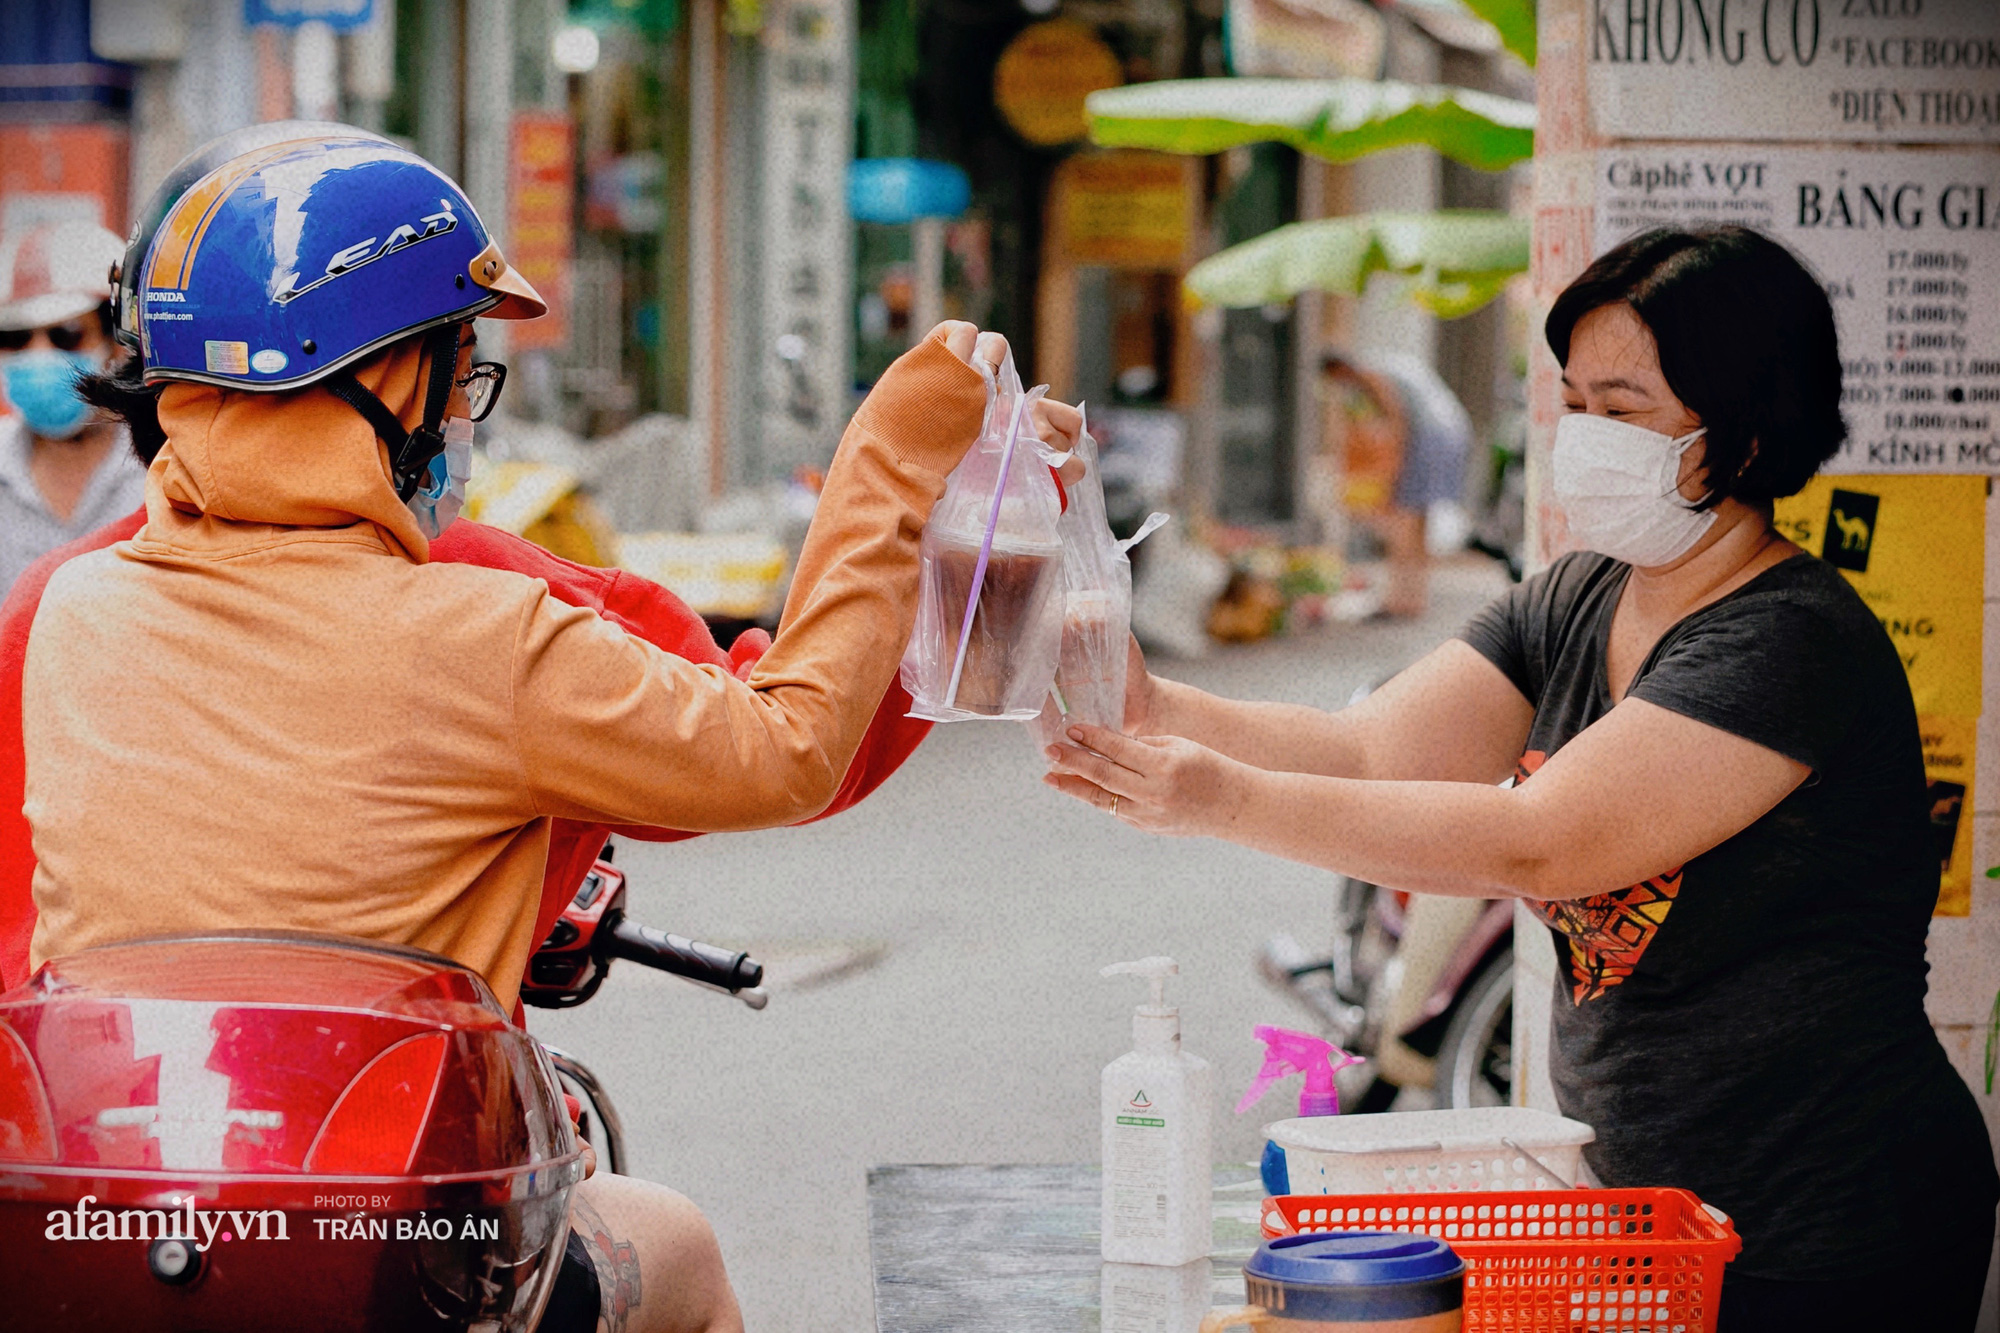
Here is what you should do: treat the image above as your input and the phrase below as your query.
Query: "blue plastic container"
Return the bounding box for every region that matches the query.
[1218,1232,1466,1331]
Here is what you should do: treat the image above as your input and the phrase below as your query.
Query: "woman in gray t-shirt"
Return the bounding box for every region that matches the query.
[1045,226,1999,1331]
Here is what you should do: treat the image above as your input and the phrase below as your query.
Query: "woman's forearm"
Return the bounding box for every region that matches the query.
[1151,677,1371,778]
[1050,695,1804,905]
[1217,767,1554,899]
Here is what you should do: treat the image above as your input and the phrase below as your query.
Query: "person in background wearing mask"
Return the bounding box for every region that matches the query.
[1045,227,1997,1332]
[0,222,147,594]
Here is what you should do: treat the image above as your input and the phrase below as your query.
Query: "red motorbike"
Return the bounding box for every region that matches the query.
[0,846,763,1330]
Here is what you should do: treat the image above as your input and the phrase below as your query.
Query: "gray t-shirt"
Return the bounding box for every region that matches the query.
[0,416,147,597]
[1460,550,1997,1279]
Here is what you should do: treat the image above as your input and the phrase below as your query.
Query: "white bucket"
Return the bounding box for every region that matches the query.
[1269,1107,1595,1195]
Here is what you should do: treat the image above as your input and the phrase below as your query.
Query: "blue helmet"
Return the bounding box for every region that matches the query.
[138,133,542,389]
[136,131,544,499]
[114,120,394,352]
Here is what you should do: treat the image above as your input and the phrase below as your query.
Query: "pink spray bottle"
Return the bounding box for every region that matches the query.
[1236,1025,1364,1196]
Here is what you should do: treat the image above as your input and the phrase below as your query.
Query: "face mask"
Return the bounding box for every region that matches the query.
[2,349,97,440]
[407,416,473,540]
[1551,413,1714,568]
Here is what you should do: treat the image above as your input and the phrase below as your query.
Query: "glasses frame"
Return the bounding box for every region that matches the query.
[457,361,507,422]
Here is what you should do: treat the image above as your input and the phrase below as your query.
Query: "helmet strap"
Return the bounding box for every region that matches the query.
[325,323,464,502]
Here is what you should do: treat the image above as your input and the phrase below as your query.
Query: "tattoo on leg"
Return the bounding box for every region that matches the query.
[570,1195,644,1333]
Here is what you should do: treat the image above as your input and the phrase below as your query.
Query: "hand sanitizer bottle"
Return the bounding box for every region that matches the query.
[1101,957,1212,1266]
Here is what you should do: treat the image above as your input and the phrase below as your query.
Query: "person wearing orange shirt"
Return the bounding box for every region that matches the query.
[18,128,1023,1333]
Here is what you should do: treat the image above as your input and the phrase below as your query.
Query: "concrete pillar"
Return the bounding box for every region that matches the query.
[1292,157,1334,547]
[253,26,291,123]
[290,20,339,121]
[417,0,463,179]
[343,0,397,133]
[90,0,189,212]
[752,0,856,483]
[1434,47,1515,485]
[462,0,513,240]
[190,0,258,138]
[463,0,514,361]
[688,0,727,495]
[1510,0,1604,1120]
[1347,13,1438,369]
[118,0,259,209]
[127,64,189,219]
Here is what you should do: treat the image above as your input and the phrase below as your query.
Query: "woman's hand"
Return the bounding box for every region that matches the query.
[1043,723,1251,838]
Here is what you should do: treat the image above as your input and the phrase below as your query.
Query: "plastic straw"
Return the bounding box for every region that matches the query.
[943,386,1043,710]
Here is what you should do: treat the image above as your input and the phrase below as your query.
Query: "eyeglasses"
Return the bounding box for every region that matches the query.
[456,361,506,422]
[0,319,93,353]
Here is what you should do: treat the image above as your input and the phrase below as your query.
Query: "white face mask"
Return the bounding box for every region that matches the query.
[1551,413,1714,568]
[407,416,473,540]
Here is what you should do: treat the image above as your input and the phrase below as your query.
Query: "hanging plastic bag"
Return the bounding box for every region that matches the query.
[901,349,1068,722]
[1029,405,1170,749]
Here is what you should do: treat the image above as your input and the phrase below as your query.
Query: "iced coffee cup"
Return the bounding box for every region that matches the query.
[1030,589,1123,747]
[929,526,1063,716]
[1060,590,1118,703]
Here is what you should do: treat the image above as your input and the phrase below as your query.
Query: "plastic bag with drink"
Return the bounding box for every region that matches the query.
[901,348,1068,721]
[1029,405,1169,749]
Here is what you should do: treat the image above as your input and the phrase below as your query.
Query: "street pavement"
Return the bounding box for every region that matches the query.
[530,556,1511,1332]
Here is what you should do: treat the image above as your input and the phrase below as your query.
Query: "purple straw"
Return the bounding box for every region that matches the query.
[944,385,1043,710]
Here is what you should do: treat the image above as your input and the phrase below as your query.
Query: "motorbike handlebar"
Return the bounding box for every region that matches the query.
[606,918,766,996]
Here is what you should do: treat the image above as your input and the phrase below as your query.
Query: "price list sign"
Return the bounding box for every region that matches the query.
[1594,148,2000,472]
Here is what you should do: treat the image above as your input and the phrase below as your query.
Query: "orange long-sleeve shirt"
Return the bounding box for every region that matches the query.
[0,506,930,996]
[23,331,984,1007]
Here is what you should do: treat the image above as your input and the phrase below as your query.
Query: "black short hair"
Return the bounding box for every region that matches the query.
[75,352,166,466]
[1545,226,1845,506]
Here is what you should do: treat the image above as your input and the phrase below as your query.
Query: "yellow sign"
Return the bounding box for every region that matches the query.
[1772,474,1985,718]
[1773,474,1985,916]
[1057,152,1188,269]
[993,20,1122,147]
[1919,713,1976,917]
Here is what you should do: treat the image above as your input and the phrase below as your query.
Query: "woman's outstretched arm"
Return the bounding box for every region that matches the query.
[1141,639,1534,787]
[1046,692,1807,901]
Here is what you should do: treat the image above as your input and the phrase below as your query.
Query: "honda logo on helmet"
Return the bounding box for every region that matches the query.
[274,200,459,305]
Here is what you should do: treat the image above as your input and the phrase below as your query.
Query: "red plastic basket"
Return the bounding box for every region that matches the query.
[1260,1188,1741,1333]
